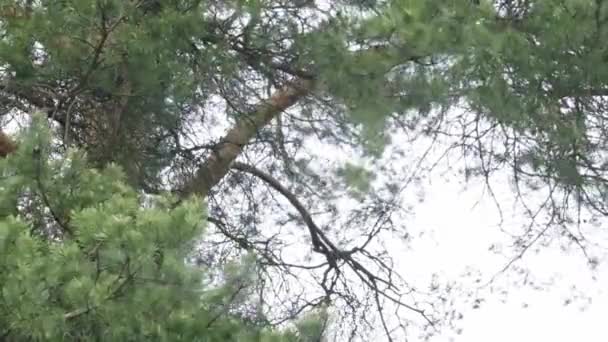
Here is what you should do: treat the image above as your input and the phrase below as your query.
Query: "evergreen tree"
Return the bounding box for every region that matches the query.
[0,116,326,341]
[0,0,606,339]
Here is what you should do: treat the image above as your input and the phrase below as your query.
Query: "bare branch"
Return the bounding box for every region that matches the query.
[229,161,433,325]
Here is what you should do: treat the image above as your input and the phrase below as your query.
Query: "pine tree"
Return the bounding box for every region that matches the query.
[0,0,607,339]
[0,116,328,341]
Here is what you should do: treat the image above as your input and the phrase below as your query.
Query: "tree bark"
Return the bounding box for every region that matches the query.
[182,78,314,198]
[0,130,16,157]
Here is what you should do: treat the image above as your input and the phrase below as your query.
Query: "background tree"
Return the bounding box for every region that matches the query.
[1,0,607,340]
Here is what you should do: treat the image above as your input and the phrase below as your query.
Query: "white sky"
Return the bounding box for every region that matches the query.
[386,134,608,342]
[270,104,608,341]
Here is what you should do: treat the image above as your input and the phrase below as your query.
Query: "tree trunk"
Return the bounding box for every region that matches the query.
[182,78,314,198]
[0,130,16,157]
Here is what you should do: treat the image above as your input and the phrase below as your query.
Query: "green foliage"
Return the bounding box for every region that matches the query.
[294,306,329,342]
[0,0,604,191]
[0,117,319,341]
[1,0,608,337]
[331,0,606,197]
[0,0,232,188]
[336,162,376,199]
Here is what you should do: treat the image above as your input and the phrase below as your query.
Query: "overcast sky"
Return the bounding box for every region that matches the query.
[386,132,608,342]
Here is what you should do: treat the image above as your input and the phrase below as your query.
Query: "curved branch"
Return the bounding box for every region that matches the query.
[230,161,434,325]
[230,161,327,253]
[230,162,363,268]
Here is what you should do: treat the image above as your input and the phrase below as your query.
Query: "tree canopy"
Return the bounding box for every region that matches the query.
[0,0,607,340]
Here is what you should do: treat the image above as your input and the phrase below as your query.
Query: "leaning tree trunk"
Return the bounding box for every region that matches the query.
[0,78,314,200]
[182,78,314,198]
